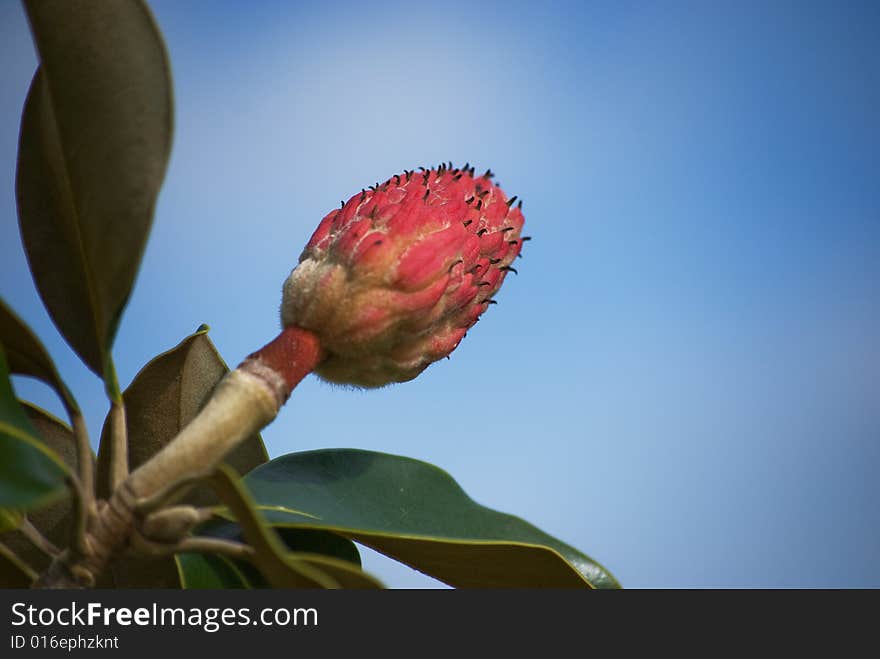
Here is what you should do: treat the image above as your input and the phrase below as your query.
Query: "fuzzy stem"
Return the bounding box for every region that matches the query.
[133,471,214,515]
[34,327,322,588]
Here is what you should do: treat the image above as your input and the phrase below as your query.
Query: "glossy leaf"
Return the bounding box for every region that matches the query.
[0,298,77,413]
[176,552,250,589]
[286,554,382,589]
[176,520,380,589]
[0,347,68,510]
[193,519,362,566]
[16,0,173,387]
[242,449,621,589]
[208,465,372,588]
[96,326,268,502]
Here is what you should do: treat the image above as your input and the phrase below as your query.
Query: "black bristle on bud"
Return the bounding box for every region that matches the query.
[476,200,483,210]
[506,196,518,207]
[517,200,523,209]
[465,196,475,204]
[484,168,494,178]
[463,219,473,227]
[360,189,366,201]
[476,228,488,236]
[423,188,430,201]
[521,236,532,241]
[500,266,518,274]
[489,257,501,264]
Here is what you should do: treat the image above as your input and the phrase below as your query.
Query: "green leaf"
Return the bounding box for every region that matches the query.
[195,519,363,567]
[0,347,69,510]
[0,298,78,414]
[208,465,368,589]
[286,554,383,589]
[16,0,173,390]
[20,400,84,478]
[176,521,379,589]
[0,402,81,575]
[241,449,621,589]
[176,552,251,589]
[96,326,268,502]
[0,510,23,534]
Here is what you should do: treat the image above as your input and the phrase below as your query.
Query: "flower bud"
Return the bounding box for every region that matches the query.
[281,165,525,387]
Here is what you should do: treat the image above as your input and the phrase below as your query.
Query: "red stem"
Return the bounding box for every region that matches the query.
[239,326,324,402]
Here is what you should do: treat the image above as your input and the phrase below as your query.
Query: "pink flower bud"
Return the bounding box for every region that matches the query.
[281,165,526,387]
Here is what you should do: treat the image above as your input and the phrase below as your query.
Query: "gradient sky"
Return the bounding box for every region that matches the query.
[1,0,878,587]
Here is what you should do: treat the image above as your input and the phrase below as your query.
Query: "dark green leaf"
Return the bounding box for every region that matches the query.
[16,0,173,388]
[208,466,356,588]
[176,520,378,589]
[242,449,621,589]
[0,298,77,413]
[0,510,23,534]
[0,402,81,574]
[195,519,362,567]
[0,347,68,510]
[287,554,382,589]
[96,326,268,502]
[176,552,250,589]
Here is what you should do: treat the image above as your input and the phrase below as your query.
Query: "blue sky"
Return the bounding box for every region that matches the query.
[1,0,878,587]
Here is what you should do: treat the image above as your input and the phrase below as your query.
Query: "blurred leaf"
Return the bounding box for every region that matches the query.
[176,552,251,589]
[241,449,621,589]
[16,0,173,389]
[96,326,268,502]
[0,510,23,533]
[0,298,78,413]
[0,402,80,574]
[0,347,69,510]
[208,465,351,589]
[0,541,36,588]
